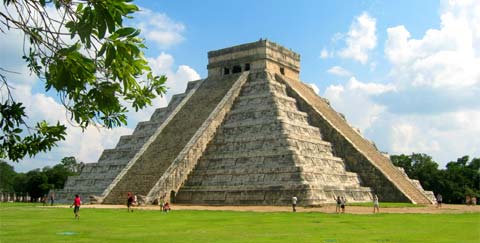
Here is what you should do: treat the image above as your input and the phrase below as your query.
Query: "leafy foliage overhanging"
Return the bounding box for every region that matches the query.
[0,0,167,162]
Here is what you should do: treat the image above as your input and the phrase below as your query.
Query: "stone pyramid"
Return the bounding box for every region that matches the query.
[57,40,435,205]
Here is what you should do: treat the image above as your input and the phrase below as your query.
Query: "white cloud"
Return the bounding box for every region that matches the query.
[368,110,480,163]
[320,48,332,59]
[385,1,480,89]
[327,66,353,77]
[135,9,185,48]
[339,12,377,64]
[324,77,480,166]
[148,52,201,95]
[324,77,393,130]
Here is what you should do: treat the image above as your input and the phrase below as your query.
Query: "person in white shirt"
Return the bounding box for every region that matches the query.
[373,194,380,213]
[292,196,298,212]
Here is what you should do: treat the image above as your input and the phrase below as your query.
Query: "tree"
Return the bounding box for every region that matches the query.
[0,0,167,162]
[60,156,83,174]
[0,160,16,192]
[25,169,49,200]
[392,153,441,190]
[392,153,479,204]
[12,173,27,195]
[391,154,414,175]
[44,156,82,189]
[443,156,480,203]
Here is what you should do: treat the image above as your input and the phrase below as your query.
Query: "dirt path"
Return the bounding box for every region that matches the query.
[60,204,480,214]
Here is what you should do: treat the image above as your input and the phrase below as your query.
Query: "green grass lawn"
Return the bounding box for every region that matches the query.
[0,203,479,243]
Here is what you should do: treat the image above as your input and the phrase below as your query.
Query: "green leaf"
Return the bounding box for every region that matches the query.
[115,27,136,37]
[105,44,116,67]
[98,43,107,56]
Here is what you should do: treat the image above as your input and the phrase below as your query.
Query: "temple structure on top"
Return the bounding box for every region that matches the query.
[56,40,435,205]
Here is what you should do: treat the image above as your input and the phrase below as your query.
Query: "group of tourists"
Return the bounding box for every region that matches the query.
[69,192,175,219]
[334,196,348,213]
[41,194,55,206]
[465,195,477,206]
[159,201,171,212]
[291,194,381,213]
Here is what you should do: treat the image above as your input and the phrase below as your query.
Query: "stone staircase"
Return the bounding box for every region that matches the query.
[101,73,247,204]
[277,74,434,204]
[55,80,202,203]
[144,72,250,203]
[175,71,372,205]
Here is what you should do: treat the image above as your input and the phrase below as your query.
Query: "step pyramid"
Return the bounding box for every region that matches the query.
[57,40,435,205]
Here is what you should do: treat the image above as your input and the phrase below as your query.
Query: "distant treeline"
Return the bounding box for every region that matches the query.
[391,154,479,204]
[0,157,83,201]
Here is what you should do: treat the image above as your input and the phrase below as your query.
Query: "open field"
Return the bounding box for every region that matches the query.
[0,203,479,243]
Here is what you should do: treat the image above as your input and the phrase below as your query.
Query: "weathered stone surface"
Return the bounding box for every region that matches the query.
[59,39,434,205]
[101,73,246,204]
[175,71,372,205]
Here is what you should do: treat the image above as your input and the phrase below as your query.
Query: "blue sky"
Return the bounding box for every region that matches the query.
[1,0,479,172]
[137,0,440,86]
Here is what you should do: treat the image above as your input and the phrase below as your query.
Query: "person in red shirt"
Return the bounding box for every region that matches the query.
[71,194,81,219]
[163,202,171,212]
[127,192,134,212]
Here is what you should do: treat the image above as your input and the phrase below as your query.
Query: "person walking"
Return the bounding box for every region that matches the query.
[292,196,298,212]
[42,195,48,206]
[49,193,55,206]
[335,196,341,213]
[340,196,346,213]
[127,192,134,212]
[373,194,380,213]
[436,194,443,208]
[71,194,81,219]
[163,202,171,213]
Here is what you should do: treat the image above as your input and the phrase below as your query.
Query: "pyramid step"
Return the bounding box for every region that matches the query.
[150,107,168,122]
[98,148,137,162]
[133,120,162,134]
[205,137,334,155]
[240,80,287,96]
[195,153,296,170]
[176,184,372,205]
[234,90,298,108]
[222,119,322,138]
[213,133,329,146]
[115,134,150,150]
[186,80,202,92]
[226,106,309,124]
[203,148,295,160]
